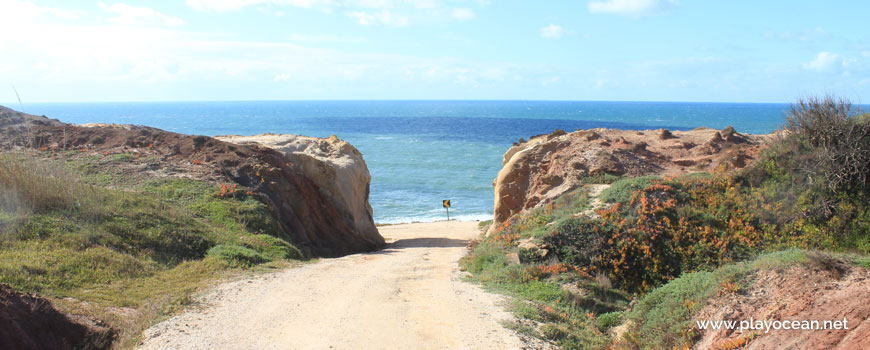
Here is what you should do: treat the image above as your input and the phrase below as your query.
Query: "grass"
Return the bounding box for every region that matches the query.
[0,153,302,348]
[597,175,660,205]
[478,219,493,231]
[140,178,284,239]
[579,173,623,185]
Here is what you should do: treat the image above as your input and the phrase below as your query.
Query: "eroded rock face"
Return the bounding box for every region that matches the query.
[0,284,113,350]
[0,106,384,257]
[216,134,382,253]
[690,262,870,350]
[489,127,773,232]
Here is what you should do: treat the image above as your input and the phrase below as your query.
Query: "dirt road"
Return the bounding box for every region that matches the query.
[139,221,544,350]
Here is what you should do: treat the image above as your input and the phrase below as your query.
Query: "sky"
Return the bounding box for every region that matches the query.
[1,0,869,103]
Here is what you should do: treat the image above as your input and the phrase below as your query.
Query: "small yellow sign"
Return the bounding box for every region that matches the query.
[442,200,451,208]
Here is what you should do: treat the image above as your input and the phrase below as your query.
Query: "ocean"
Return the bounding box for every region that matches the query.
[21,100,790,224]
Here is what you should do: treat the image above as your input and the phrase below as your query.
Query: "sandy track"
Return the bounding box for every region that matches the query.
[139,221,545,350]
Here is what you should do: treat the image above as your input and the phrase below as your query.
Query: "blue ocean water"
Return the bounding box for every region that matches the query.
[22,100,789,223]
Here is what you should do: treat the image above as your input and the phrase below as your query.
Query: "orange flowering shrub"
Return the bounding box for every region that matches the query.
[544,175,772,292]
[525,263,569,280]
[219,183,238,198]
[493,231,519,246]
[712,332,757,350]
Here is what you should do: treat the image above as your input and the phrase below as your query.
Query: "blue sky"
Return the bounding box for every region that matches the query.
[1,0,869,103]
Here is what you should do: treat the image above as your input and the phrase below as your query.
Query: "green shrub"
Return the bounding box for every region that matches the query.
[142,178,282,237]
[595,311,624,332]
[506,188,590,239]
[112,153,134,162]
[598,175,660,205]
[206,244,268,267]
[736,96,870,251]
[853,256,870,269]
[543,217,614,269]
[242,234,303,260]
[784,96,870,195]
[461,240,509,276]
[540,323,569,341]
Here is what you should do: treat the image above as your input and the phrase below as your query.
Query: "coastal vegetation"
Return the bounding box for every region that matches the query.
[461,96,870,349]
[0,153,302,347]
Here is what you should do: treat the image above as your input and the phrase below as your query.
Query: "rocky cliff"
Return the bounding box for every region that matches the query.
[490,126,772,232]
[0,106,384,257]
[216,133,381,251]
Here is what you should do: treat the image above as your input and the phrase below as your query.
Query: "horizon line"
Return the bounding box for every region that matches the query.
[1,98,803,106]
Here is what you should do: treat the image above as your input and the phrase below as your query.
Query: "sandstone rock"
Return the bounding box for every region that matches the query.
[721,125,748,143]
[517,238,549,262]
[216,134,381,254]
[669,141,696,150]
[489,127,771,232]
[547,129,567,140]
[517,238,539,251]
[728,150,751,168]
[577,130,600,141]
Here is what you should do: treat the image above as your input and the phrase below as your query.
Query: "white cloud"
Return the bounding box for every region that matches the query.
[44,7,87,20]
[450,8,475,20]
[99,2,184,27]
[186,0,447,12]
[187,0,476,27]
[348,9,408,27]
[587,0,675,16]
[0,0,530,99]
[289,33,367,43]
[802,52,843,71]
[186,0,334,12]
[539,24,565,39]
[0,0,87,21]
[861,51,870,58]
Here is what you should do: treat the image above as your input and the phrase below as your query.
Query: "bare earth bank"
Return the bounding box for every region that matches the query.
[139,221,549,350]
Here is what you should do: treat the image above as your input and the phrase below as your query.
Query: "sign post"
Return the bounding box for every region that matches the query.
[442,200,451,221]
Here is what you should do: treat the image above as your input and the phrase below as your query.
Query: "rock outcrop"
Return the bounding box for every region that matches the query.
[216,134,381,251]
[0,106,384,257]
[490,127,772,232]
[690,259,870,350]
[0,284,114,350]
